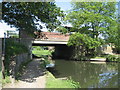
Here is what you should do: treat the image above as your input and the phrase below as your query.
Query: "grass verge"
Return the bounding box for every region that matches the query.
[0,71,11,86]
[46,71,80,88]
[32,49,51,57]
[2,76,11,86]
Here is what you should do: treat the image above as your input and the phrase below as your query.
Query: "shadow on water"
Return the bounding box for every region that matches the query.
[49,59,119,88]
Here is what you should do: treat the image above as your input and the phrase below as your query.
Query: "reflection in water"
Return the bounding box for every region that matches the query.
[52,60,118,88]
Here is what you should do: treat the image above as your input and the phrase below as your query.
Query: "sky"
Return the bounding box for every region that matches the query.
[55,1,72,11]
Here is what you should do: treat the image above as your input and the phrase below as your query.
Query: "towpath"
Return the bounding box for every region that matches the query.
[3,59,46,88]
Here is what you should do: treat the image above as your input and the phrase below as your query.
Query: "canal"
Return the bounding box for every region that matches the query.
[51,60,119,88]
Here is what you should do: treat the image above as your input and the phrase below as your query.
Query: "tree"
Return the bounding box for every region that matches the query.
[66,2,117,39]
[104,2,120,54]
[2,2,64,36]
[64,2,117,59]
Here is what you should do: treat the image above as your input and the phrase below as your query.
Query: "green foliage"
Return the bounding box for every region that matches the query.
[32,46,51,57]
[68,33,103,49]
[65,2,117,43]
[107,26,120,53]
[0,71,2,85]
[5,39,28,57]
[44,59,52,65]
[46,71,80,88]
[66,2,117,38]
[106,55,120,62]
[64,2,118,59]
[2,2,64,35]
[5,39,28,76]
[2,76,11,86]
[32,46,54,68]
[56,26,68,34]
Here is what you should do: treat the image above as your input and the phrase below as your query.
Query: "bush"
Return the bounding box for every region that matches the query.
[116,56,120,62]
[106,55,119,62]
[5,39,28,57]
[4,39,28,76]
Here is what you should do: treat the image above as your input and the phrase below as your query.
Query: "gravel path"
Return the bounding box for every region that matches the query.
[3,59,46,88]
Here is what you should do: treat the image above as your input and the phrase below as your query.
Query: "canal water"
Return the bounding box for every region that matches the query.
[52,60,119,88]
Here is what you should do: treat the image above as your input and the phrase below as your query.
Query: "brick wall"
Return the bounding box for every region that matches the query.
[36,32,70,41]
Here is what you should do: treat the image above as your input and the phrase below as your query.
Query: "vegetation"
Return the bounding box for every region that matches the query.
[55,2,119,60]
[46,71,80,88]
[66,2,117,39]
[1,39,29,86]
[4,39,28,77]
[1,69,11,86]
[2,2,64,36]
[106,55,120,62]
[32,46,54,67]
[32,46,51,57]
[107,25,120,54]
[67,33,104,60]
[5,39,28,57]
[91,54,120,62]
[0,59,1,84]
[2,76,11,86]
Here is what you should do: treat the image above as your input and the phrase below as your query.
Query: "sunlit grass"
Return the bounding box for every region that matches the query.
[32,50,51,57]
[46,71,80,88]
[2,76,11,86]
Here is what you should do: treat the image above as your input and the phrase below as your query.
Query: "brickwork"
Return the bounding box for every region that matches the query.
[35,32,70,41]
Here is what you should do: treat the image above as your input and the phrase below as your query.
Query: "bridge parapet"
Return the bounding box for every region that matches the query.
[34,32,70,41]
[35,39,68,42]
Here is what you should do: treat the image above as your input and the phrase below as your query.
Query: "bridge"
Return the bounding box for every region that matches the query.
[32,32,69,46]
[32,32,73,59]
[33,40,68,46]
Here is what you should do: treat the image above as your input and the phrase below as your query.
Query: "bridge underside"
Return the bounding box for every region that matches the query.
[32,40,68,46]
[32,40,73,59]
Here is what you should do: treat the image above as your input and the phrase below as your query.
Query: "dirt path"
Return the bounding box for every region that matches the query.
[3,59,46,88]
